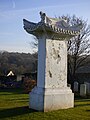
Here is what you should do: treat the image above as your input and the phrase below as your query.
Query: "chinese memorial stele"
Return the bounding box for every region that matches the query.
[23,11,82,112]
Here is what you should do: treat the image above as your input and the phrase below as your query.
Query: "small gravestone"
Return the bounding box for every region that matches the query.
[88,83,90,95]
[80,84,86,97]
[23,12,82,111]
[74,81,79,92]
[84,82,90,95]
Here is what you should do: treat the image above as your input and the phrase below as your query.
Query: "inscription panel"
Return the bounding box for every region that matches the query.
[45,39,67,88]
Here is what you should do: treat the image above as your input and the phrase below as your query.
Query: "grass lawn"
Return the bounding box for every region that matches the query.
[0,88,90,120]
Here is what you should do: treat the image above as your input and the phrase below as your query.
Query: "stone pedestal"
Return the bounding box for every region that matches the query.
[29,37,74,111]
[30,87,74,112]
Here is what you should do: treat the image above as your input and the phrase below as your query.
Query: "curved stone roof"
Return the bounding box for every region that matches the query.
[23,11,83,39]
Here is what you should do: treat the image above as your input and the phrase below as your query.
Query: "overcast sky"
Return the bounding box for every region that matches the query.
[0,0,90,53]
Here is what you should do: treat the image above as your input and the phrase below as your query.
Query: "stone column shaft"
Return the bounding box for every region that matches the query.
[38,36,67,88]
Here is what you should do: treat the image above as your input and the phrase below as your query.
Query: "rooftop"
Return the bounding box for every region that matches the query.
[23,11,83,39]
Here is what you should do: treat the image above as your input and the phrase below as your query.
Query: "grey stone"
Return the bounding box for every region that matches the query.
[80,84,86,97]
[74,81,79,92]
[84,82,90,95]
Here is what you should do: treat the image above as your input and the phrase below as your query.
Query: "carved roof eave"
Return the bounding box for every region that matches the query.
[23,19,80,39]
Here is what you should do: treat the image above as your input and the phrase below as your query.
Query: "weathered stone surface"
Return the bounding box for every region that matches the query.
[36,37,67,89]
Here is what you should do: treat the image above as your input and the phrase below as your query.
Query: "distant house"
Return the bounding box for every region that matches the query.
[0,76,17,88]
[7,71,14,76]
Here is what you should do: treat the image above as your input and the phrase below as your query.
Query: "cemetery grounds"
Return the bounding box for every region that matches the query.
[0,88,90,120]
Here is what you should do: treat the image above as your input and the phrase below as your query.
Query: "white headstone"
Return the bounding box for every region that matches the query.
[74,81,79,92]
[84,82,90,95]
[80,84,86,97]
[23,12,82,112]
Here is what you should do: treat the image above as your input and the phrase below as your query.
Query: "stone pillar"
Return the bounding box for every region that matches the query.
[37,37,67,88]
[29,35,74,112]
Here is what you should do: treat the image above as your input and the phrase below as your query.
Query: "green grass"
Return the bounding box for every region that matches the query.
[0,88,90,120]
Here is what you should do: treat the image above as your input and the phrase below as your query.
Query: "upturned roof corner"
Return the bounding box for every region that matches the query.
[23,11,83,39]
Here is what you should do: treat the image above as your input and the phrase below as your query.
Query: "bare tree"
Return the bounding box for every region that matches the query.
[30,36,38,53]
[67,15,90,86]
[32,15,90,86]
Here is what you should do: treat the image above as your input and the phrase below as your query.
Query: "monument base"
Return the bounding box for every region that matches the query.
[29,86,74,112]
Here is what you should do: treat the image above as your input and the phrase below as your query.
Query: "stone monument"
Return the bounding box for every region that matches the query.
[23,12,82,112]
